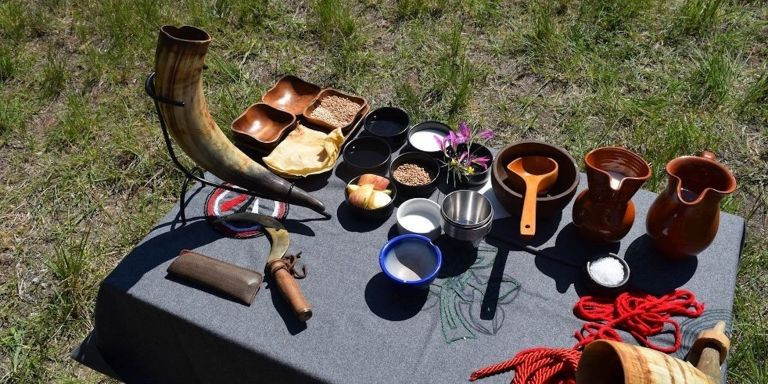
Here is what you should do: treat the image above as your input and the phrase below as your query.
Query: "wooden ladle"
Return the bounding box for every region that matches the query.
[506,156,559,238]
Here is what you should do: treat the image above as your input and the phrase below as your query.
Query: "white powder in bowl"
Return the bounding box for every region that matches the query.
[588,257,625,286]
[410,129,447,152]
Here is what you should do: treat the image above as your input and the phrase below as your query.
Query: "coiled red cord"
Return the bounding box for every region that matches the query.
[469,289,704,383]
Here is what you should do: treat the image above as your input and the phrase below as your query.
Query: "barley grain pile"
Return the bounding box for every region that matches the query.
[393,163,432,186]
[310,95,360,128]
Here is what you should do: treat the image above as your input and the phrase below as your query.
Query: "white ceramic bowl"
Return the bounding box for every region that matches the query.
[396,198,442,240]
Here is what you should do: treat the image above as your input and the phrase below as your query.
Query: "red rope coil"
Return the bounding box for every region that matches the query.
[573,290,704,352]
[469,289,704,384]
[468,348,580,384]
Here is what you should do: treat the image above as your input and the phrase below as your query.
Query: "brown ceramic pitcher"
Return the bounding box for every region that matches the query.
[646,152,736,259]
[573,147,651,243]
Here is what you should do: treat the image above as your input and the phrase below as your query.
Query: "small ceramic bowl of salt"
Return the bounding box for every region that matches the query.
[584,254,630,294]
[407,121,451,156]
[396,198,442,240]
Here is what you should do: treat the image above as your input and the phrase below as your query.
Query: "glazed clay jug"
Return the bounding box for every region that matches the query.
[573,147,651,243]
[646,152,736,259]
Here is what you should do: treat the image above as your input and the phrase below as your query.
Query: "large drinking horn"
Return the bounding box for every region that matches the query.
[153,25,326,214]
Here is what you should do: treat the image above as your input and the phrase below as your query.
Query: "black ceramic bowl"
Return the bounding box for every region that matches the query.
[583,254,630,295]
[445,143,494,188]
[344,175,398,219]
[363,107,410,145]
[390,152,441,197]
[407,121,450,156]
[343,136,392,176]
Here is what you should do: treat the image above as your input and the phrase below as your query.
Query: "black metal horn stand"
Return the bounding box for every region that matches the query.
[144,72,261,226]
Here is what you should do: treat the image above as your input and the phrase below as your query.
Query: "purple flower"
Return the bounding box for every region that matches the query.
[470,155,491,169]
[458,122,471,142]
[447,131,458,151]
[435,135,446,152]
[479,129,494,141]
[458,150,469,164]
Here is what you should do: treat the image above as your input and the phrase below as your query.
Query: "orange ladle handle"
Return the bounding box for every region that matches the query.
[520,178,540,238]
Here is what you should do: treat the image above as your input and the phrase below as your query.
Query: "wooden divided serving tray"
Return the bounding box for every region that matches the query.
[231,75,368,157]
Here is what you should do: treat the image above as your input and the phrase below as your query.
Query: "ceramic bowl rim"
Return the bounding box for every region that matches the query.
[390,152,441,187]
[492,140,579,202]
[585,254,631,289]
[407,121,451,153]
[230,102,297,145]
[378,234,442,286]
[396,198,442,235]
[363,106,411,138]
[342,136,392,170]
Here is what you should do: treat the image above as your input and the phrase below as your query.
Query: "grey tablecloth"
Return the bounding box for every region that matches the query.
[73,164,745,383]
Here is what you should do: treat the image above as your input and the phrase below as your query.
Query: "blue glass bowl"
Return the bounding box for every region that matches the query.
[379,234,442,289]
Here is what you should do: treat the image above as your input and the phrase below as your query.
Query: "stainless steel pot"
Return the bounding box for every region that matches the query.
[441,190,494,246]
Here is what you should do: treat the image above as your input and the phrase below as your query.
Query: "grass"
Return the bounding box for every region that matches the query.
[676,0,727,37]
[0,0,766,383]
[689,49,735,106]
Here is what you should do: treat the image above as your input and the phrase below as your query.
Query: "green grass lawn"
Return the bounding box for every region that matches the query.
[1,0,766,382]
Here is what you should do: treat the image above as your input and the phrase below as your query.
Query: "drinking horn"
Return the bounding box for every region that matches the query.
[153,25,326,214]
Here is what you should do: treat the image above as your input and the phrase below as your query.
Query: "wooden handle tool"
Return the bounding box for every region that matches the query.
[269,260,312,322]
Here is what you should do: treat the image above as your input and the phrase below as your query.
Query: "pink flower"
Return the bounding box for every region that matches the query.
[435,135,446,152]
[458,122,471,142]
[470,155,491,169]
[447,131,458,151]
[459,150,469,164]
[479,129,494,141]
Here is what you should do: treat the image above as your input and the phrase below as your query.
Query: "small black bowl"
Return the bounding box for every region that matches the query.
[344,175,398,219]
[390,152,441,197]
[583,254,630,296]
[407,121,451,156]
[343,136,392,176]
[445,143,494,188]
[364,107,410,146]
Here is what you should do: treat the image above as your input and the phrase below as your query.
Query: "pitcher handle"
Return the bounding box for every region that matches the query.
[700,151,716,161]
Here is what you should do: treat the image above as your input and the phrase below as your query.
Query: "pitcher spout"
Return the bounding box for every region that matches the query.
[584,147,651,202]
[646,151,736,259]
[666,152,736,207]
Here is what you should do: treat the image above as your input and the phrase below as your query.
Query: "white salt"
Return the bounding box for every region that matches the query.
[606,170,626,190]
[400,214,438,233]
[410,129,447,152]
[589,257,625,286]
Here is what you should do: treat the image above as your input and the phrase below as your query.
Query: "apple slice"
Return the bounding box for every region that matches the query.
[358,174,390,190]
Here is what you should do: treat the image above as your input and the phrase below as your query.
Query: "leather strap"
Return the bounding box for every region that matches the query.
[268,252,307,279]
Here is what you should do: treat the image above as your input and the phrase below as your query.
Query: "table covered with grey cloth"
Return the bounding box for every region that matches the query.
[73,162,745,383]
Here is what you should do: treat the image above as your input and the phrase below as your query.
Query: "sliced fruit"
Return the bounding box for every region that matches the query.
[358,174,390,190]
